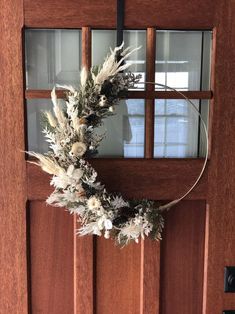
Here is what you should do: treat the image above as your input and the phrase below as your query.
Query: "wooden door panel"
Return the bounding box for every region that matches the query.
[160,201,206,314]
[96,238,141,314]
[28,202,74,314]
[27,200,206,314]
[1,1,233,313]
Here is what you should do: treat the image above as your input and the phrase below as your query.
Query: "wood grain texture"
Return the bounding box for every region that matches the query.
[74,25,94,314]
[140,239,160,314]
[208,28,217,158]
[74,226,94,314]
[17,1,235,313]
[27,159,208,201]
[141,27,160,314]
[96,237,141,314]
[24,0,216,29]
[29,202,74,314]
[160,201,206,314]
[82,27,91,70]
[206,1,235,312]
[0,1,28,313]
[145,28,156,159]
[25,89,212,100]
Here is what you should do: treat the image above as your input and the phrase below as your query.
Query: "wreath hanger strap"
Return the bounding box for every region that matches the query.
[116,0,125,47]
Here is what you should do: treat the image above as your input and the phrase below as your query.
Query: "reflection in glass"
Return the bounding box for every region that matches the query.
[25,29,82,89]
[96,99,145,157]
[154,99,209,158]
[92,30,146,89]
[155,30,212,90]
[27,99,145,158]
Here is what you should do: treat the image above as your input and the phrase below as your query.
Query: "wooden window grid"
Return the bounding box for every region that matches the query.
[24,26,213,159]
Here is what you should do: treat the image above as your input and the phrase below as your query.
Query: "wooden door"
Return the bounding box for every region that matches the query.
[1,1,235,314]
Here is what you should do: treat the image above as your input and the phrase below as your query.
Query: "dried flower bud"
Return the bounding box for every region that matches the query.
[69,142,87,157]
[99,95,107,107]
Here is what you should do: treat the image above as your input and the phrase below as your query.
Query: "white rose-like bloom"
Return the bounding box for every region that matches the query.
[69,142,87,157]
[87,196,101,210]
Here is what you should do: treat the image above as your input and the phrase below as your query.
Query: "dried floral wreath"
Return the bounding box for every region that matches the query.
[28,43,208,247]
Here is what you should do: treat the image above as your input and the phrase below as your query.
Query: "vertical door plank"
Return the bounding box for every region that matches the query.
[206,1,235,312]
[160,201,206,314]
[29,202,74,314]
[141,27,160,314]
[74,25,94,314]
[145,27,156,159]
[96,238,141,314]
[140,239,160,314]
[82,26,91,69]
[0,1,28,313]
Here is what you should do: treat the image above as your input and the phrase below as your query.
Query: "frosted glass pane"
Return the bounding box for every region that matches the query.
[92,30,117,66]
[26,99,145,158]
[166,145,187,158]
[92,30,146,89]
[96,99,145,158]
[154,99,209,158]
[25,29,82,89]
[27,99,54,153]
[155,30,212,90]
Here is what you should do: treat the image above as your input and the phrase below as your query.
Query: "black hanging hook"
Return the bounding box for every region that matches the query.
[116,0,125,64]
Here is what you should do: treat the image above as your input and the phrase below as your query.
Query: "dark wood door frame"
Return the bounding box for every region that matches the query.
[1,1,235,313]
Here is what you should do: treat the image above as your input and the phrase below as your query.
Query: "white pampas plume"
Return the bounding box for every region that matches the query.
[94,43,141,86]
[51,88,67,126]
[80,67,88,88]
[27,152,65,176]
[72,117,81,132]
[56,84,75,93]
[45,111,57,128]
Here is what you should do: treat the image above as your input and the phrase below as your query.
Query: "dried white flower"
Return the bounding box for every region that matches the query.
[50,165,83,189]
[99,95,107,107]
[78,222,102,236]
[104,230,110,239]
[117,214,153,245]
[69,142,87,157]
[87,196,101,210]
[111,196,129,209]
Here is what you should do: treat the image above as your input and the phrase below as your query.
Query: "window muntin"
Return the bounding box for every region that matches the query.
[24,28,212,159]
